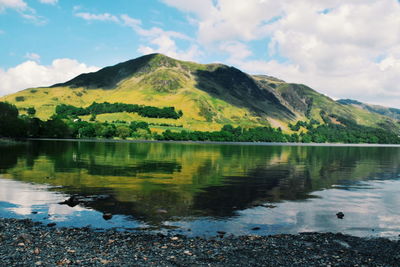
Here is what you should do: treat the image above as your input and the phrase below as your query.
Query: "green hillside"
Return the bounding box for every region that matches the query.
[338,99,400,121]
[1,53,398,134]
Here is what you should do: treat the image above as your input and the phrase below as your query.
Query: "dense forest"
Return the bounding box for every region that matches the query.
[1,102,399,144]
[56,102,183,119]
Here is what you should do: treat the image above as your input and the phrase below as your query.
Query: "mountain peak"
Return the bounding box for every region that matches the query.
[51,53,181,90]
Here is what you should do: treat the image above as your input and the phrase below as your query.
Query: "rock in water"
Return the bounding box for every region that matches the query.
[336,212,344,219]
[217,231,226,237]
[156,209,168,214]
[103,213,113,220]
[59,196,80,207]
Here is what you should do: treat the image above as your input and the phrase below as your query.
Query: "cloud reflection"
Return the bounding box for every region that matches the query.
[0,178,85,218]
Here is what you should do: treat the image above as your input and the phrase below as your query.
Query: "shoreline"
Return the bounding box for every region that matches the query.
[1,218,399,266]
[24,137,400,147]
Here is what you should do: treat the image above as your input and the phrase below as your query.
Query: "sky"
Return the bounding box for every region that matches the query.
[1,0,400,108]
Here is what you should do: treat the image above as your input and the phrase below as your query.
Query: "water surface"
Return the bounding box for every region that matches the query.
[1,140,400,238]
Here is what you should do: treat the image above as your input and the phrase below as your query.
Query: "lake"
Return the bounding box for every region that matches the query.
[1,140,400,238]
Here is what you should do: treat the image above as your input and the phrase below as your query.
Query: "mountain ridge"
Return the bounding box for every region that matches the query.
[337,99,400,121]
[1,53,399,133]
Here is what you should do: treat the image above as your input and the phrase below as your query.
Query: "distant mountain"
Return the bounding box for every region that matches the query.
[1,53,399,133]
[337,99,400,121]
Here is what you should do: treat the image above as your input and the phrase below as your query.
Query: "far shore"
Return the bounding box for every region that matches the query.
[19,137,400,147]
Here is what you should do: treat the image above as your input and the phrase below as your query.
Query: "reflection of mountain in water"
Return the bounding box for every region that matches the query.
[1,141,400,225]
[193,166,314,217]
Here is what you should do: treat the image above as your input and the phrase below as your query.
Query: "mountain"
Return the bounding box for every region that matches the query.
[1,53,398,133]
[337,99,400,121]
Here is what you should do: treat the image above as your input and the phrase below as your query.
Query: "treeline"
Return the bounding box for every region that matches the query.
[155,125,297,142]
[0,102,151,139]
[68,120,151,139]
[56,102,183,119]
[288,117,400,144]
[0,102,68,138]
[1,101,400,144]
[305,118,400,144]
[155,120,400,144]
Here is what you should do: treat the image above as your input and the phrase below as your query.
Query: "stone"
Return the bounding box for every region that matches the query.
[59,196,80,208]
[336,212,344,219]
[183,250,192,256]
[156,209,168,214]
[103,213,113,220]
[34,248,40,255]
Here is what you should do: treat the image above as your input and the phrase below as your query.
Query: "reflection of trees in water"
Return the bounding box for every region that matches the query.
[0,143,39,173]
[2,141,400,224]
[0,145,26,173]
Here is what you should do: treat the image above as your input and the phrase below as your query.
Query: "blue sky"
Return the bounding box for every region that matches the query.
[1,0,400,107]
[0,0,195,68]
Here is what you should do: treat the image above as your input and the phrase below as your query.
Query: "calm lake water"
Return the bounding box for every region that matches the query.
[1,140,400,238]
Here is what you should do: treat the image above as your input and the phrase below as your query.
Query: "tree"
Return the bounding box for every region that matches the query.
[42,118,71,138]
[0,102,26,137]
[24,117,43,137]
[0,102,18,120]
[101,125,116,138]
[89,113,97,122]
[27,107,36,116]
[116,125,131,139]
[78,124,96,138]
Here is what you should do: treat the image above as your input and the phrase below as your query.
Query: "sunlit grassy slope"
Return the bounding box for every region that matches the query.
[1,53,398,133]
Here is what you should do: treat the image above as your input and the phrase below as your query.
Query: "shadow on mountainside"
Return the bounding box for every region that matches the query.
[194,66,296,120]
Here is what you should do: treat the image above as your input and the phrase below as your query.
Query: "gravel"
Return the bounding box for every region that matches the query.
[0,218,399,266]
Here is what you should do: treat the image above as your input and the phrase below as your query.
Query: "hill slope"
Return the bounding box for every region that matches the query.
[338,99,400,121]
[1,53,398,133]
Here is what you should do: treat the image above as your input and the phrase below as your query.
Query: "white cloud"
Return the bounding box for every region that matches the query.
[0,59,99,96]
[38,0,57,4]
[121,14,201,61]
[255,0,400,106]
[219,41,252,62]
[75,12,120,23]
[162,0,400,107]
[25,52,40,61]
[0,0,27,11]
[0,0,46,24]
[74,11,201,61]
[162,0,283,44]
